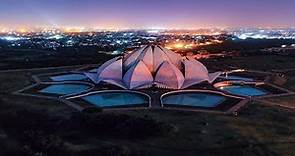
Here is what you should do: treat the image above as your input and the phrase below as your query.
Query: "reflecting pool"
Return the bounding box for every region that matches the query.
[82,92,149,108]
[219,85,268,96]
[162,92,226,108]
[39,84,90,95]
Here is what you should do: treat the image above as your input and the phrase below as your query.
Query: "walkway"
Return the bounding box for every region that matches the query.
[11,65,295,113]
[254,98,295,110]
[0,63,99,73]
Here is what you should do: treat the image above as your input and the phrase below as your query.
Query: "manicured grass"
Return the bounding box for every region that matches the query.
[283,71,295,91]
[0,66,83,93]
[204,55,295,71]
[205,55,295,92]
[0,63,295,155]
[117,104,295,156]
[1,94,294,156]
[265,95,295,108]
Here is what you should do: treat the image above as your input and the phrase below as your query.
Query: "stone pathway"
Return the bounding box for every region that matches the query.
[10,65,295,113]
[254,98,295,109]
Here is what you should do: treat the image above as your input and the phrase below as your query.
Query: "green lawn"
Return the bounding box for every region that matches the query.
[1,94,294,156]
[283,71,295,91]
[204,55,295,71]
[264,95,295,109]
[0,63,295,156]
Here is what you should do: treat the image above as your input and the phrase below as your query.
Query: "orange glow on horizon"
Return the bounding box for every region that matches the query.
[16,27,29,33]
[174,43,184,49]
[165,41,197,50]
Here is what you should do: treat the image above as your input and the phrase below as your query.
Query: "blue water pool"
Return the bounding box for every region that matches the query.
[220,75,254,81]
[220,85,268,96]
[162,93,226,108]
[39,84,90,95]
[82,92,149,107]
[50,74,88,81]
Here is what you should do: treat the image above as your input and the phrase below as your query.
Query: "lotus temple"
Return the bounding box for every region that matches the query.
[15,45,291,113]
[84,45,221,89]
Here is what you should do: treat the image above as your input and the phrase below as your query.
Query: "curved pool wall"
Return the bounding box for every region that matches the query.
[68,90,151,109]
[160,90,243,110]
[219,75,254,81]
[38,81,94,96]
[214,81,268,97]
[35,71,90,83]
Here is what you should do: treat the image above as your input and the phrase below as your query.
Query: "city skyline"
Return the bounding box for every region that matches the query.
[1,0,295,29]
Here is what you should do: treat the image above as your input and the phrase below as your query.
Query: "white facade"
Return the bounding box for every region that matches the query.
[155,61,184,89]
[123,60,154,89]
[85,45,221,89]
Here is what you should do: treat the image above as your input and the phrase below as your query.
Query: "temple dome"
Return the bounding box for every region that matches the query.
[85,45,221,89]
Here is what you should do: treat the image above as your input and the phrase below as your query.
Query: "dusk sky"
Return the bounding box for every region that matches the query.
[1,0,295,29]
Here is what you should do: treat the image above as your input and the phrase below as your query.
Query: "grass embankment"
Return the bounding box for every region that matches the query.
[0,66,294,155]
[203,55,295,71]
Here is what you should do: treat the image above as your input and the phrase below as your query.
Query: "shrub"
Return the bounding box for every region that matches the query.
[21,130,64,156]
[72,113,173,139]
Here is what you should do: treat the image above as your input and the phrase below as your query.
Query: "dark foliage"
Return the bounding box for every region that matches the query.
[71,112,173,139]
[0,109,172,155]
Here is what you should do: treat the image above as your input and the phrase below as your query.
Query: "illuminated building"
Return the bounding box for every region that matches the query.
[85,45,221,89]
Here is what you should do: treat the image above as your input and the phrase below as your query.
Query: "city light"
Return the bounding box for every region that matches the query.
[17,28,28,33]
[0,36,22,41]
[174,43,184,49]
[1,0,295,155]
[47,35,64,40]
